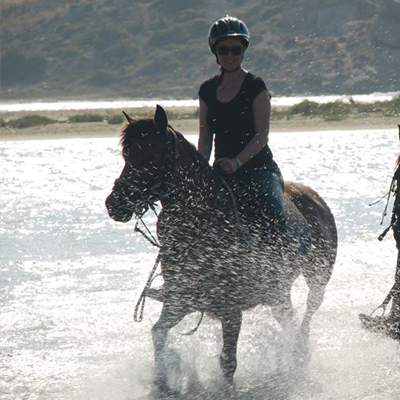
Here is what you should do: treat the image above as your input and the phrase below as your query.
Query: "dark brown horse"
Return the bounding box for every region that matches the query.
[106,105,338,392]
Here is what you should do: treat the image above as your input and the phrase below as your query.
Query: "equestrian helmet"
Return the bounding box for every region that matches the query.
[208,16,250,54]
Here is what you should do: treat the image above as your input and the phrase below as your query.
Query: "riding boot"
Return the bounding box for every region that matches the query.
[390,251,400,321]
[386,284,400,340]
[359,311,400,341]
[379,253,400,340]
[359,281,400,341]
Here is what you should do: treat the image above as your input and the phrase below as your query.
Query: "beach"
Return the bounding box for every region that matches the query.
[0,106,399,141]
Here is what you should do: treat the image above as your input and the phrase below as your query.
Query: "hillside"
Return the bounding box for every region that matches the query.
[1,0,399,101]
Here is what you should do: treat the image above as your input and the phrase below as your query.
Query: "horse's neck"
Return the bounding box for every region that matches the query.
[161,143,216,212]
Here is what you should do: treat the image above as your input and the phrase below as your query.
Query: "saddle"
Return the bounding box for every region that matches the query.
[213,174,312,258]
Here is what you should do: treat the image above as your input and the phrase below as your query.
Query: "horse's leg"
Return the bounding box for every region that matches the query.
[152,301,188,392]
[301,282,326,336]
[219,309,242,385]
[270,282,296,328]
[296,277,327,364]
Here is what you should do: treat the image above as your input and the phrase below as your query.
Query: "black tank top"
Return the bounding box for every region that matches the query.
[198,72,274,175]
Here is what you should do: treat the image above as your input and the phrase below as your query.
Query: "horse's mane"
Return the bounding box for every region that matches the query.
[119,117,153,152]
[119,117,211,171]
[172,129,211,169]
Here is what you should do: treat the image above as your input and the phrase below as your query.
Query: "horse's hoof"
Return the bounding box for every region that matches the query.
[153,378,180,399]
[294,331,311,365]
[155,387,181,399]
[220,353,236,386]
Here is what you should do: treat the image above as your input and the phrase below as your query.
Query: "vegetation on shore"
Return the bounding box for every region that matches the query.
[275,96,400,121]
[1,97,399,130]
[0,115,58,129]
[0,109,201,129]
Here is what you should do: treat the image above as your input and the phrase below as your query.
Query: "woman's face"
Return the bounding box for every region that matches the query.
[216,38,244,72]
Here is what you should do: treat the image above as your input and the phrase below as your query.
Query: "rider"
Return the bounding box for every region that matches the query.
[359,148,400,341]
[197,16,285,240]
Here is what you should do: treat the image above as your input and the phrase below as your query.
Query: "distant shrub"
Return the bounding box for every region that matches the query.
[289,100,320,116]
[319,101,350,120]
[0,118,6,127]
[322,113,346,121]
[8,115,58,128]
[383,96,400,116]
[106,115,124,125]
[68,114,104,123]
[167,109,199,120]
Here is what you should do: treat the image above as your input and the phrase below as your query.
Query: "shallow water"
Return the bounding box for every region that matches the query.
[1,128,400,399]
[0,92,398,112]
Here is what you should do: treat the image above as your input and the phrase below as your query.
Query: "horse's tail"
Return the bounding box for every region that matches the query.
[285,181,338,275]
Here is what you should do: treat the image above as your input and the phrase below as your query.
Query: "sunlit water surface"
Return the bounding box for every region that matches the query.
[0,92,399,112]
[1,128,400,399]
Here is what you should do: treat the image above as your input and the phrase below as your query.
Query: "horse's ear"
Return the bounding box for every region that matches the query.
[122,111,135,124]
[154,105,168,132]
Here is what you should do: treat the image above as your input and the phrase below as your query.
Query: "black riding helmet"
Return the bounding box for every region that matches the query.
[208,16,250,54]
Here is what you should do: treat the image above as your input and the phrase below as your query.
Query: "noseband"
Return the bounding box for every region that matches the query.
[114,127,178,218]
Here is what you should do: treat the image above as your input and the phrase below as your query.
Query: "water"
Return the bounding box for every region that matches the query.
[1,128,400,399]
[0,92,399,112]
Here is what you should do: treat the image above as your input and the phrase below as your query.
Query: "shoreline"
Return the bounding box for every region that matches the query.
[0,107,399,141]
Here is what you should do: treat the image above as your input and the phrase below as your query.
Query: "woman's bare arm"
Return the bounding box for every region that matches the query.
[197,98,213,161]
[236,89,270,165]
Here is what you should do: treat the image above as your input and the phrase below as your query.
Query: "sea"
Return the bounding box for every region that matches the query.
[1,96,400,399]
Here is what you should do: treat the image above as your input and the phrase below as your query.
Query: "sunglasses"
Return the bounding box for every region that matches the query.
[216,45,243,56]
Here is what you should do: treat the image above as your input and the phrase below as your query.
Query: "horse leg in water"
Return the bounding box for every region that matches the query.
[152,301,188,392]
[295,272,329,363]
[270,278,296,327]
[219,309,242,385]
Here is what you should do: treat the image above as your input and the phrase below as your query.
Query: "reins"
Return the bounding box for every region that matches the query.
[121,126,251,325]
[217,174,253,246]
[134,205,161,248]
[134,252,162,322]
[132,173,250,324]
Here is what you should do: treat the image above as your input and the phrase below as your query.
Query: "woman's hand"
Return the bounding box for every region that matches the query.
[214,157,240,174]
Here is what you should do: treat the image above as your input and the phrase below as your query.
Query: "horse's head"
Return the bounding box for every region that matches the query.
[105,105,177,222]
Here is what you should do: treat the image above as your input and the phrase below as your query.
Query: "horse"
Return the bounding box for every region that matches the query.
[105,105,338,392]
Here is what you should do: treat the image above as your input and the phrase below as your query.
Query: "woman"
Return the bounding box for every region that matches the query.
[198,16,285,235]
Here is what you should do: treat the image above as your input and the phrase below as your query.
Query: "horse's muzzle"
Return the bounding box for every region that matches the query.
[105,193,133,223]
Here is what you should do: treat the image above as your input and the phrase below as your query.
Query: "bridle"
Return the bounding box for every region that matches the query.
[113,126,178,218]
